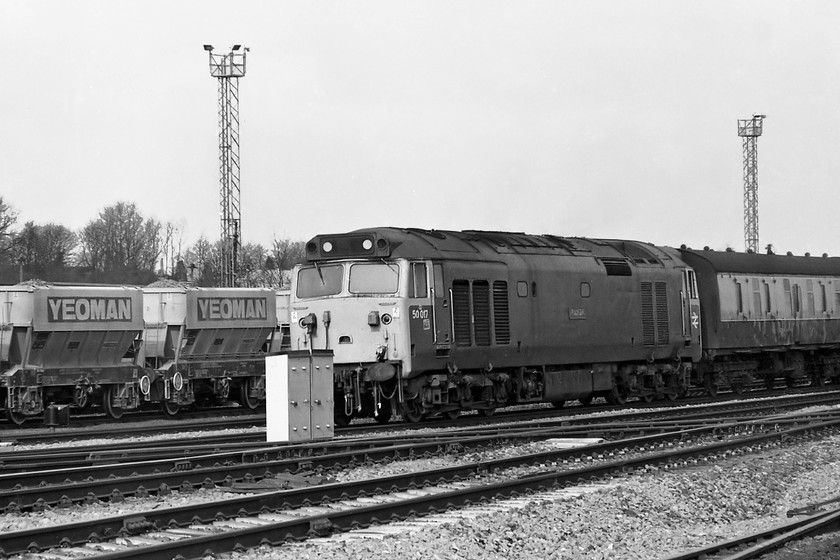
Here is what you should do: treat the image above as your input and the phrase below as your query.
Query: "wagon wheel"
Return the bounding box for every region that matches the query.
[578,396,593,406]
[664,391,678,402]
[5,407,27,426]
[400,400,426,423]
[161,400,180,416]
[640,393,655,403]
[102,385,125,420]
[74,386,92,409]
[478,407,496,417]
[239,376,263,410]
[764,376,776,390]
[551,400,565,409]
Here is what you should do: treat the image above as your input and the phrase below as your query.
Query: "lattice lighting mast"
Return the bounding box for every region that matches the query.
[737,114,766,253]
[204,44,247,287]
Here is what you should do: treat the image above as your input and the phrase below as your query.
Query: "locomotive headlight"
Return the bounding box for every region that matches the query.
[322,241,333,253]
[362,239,373,250]
[381,313,392,325]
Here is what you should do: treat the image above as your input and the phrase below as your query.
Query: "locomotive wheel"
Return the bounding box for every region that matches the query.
[374,399,392,424]
[334,411,352,428]
[607,383,628,405]
[442,409,461,420]
[161,400,179,416]
[551,400,565,409]
[704,375,718,397]
[400,401,426,423]
[239,376,262,410]
[102,386,125,420]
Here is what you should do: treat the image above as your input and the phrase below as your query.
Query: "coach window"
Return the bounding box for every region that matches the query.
[735,281,743,314]
[751,278,762,315]
[580,282,591,298]
[517,281,528,297]
[408,263,428,298]
[806,280,816,316]
[792,284,802,316]
[783,279,793,316]
[821,283,828,313]
[764,283,772,314]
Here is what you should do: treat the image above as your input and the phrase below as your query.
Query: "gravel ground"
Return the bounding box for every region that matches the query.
[217,434,840,560]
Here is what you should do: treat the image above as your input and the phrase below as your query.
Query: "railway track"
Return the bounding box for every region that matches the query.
[659,509,840,559]
[2,392,837,510]
[3,402,840,558]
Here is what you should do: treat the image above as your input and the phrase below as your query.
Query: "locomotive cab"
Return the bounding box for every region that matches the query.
[290,248,427,426]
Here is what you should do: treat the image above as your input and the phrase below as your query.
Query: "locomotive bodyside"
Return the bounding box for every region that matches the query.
[679,248,840,391]
[290,228,702,424]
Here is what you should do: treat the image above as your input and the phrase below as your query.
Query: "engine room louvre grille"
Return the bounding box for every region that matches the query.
[452,280,472,346]
[641,282,656,346]
[472,281,491,346]
[493,281,510,344]
[655,281,670,344]
[601,257,632,276]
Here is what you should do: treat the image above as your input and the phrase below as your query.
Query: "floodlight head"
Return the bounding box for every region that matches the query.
[203,44,214,51]
[232,44,241,51]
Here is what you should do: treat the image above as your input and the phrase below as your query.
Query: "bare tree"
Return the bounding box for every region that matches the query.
[183,236,218,286]
[15,222,77,267]
[270,237,306,271]
[0,197,19,265]
[79,202,161,273]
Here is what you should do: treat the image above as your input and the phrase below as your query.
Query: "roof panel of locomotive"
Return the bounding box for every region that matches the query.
[347,227,675,264]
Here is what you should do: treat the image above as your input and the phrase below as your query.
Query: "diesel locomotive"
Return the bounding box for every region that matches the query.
[288,228,840,426]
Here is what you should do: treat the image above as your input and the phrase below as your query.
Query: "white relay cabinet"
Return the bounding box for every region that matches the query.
[265,350,334,442]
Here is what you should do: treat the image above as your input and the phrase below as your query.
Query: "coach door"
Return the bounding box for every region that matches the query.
[681,269,701,348]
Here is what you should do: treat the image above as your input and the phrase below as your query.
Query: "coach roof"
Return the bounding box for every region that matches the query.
[678,247,840,276]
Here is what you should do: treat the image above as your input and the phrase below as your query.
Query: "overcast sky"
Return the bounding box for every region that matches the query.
[3,1,839,257]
